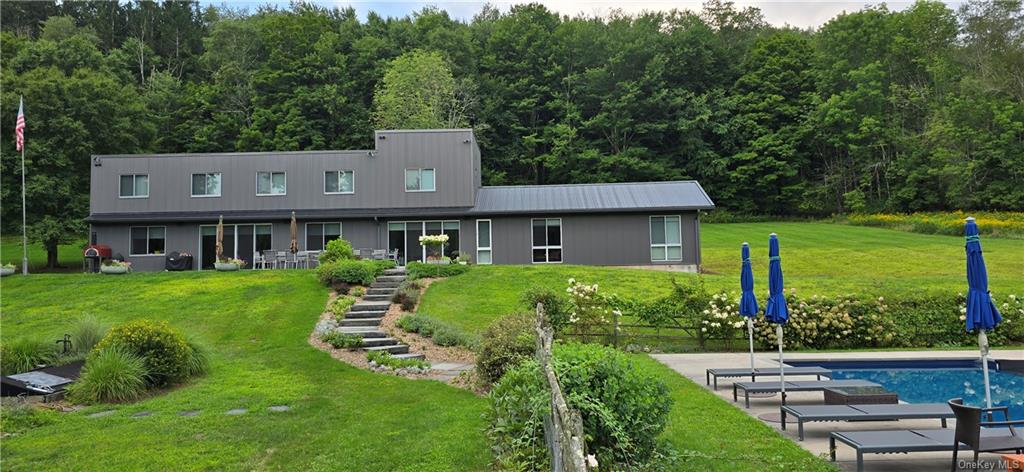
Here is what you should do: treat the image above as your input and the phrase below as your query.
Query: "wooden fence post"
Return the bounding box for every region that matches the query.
[536,303,588,472]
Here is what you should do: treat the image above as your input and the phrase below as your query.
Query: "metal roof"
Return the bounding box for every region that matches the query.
[469,181,714,215]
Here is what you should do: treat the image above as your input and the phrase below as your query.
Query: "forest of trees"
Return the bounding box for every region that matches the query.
[1,1,1022,257]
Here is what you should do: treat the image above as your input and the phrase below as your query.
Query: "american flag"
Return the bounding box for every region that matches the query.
[15,97,25,152]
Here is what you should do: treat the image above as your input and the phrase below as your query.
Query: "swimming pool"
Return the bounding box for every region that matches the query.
[787,359,1024,420]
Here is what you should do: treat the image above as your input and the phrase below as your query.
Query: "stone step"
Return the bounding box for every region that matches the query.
[376,275,406,283]
[370,281,401,289]
[350,301,391,311]
[364,344,410,355]
[393,352,426,361]
[338,317,383,327]
[337,328,387,338]
[362,294,392,302]
[360,337,399,347]
[366,287,397,295]
[383,268,406,276]
[343,310,387,319]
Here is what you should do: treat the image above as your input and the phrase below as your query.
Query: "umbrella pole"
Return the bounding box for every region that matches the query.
[747,318,755,372]
[777,325,786,404]
[979,330,992,410]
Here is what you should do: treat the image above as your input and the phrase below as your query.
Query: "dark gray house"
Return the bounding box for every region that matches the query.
[88,129,714,271]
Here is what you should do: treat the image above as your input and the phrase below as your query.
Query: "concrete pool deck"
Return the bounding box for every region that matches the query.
[653,349,1024,472]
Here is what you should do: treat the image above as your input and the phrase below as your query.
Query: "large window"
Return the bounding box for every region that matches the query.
[191,173,222,197]
[119,174,149,198]
[531,218,562,263]
[199,223,272,269]
[387,220,459,265]
[257,171,286,195]
[306,222,342,250]
[130,226,165,255]
[324,170,355,194]
[650,216,682,262]
[476,219,492,265]
[404,168,435,192]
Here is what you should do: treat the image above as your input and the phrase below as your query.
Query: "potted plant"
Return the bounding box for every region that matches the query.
[453,252,471,265]
[215,258,245,271]
[418,234,450,264]
[100,260,131,274]
[1,263,15,276]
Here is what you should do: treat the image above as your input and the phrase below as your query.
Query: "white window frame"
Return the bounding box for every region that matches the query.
[119,174,149,199]
[129,225,166,256]
[256,171,287,196]
[404,168,436,193]
[323,170,356,195]
[531,218,563,264]
[476,219,492,265]
[649,215,683,262]
[190,172,222,198]
[304,222,344,251]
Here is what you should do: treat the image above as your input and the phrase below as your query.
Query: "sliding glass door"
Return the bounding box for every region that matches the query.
[387,221,460,265]
[199,223,273,269]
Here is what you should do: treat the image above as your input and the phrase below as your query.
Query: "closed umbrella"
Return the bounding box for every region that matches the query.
[289,211,298,255]
[215,215,224,261]
[739,242,760,372]
[764,233,789,403]
[964,217,1002,409]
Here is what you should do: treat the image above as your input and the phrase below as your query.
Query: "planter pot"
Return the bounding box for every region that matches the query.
[458,261,468,265]
[425,259,450,265]
[0,267,15,277]
[100,265,129,275]
[214,262,240,271]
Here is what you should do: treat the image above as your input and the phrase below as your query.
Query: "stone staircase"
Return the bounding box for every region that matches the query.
[337,268,425,361]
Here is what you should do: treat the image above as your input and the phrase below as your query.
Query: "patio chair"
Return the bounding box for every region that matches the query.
[781,403,953,441]
[387,249,399,263]
[706,366,832,390]
[275,251,290,269]
[295,251,310,269]
[307,250,321,267]
[261,250,278,269]
[732,379,880,408]
[253,252,267,270]
[949,398,1024,471]
[371,249,387,260]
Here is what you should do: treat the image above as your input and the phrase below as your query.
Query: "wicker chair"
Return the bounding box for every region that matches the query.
[948,398,1024,471]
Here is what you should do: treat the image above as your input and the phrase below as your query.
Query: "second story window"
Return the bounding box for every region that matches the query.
[405,168,435,192]
[119,174,149,198]
[191,173,221,197]
[257,171,286,196]
[324,170,355,194]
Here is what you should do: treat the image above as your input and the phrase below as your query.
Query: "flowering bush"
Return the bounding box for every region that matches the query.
[699,292,747,339]
[846,211,1024,238]
[751,291,897,349]
[564,279,615,339]
[418,234,449,246]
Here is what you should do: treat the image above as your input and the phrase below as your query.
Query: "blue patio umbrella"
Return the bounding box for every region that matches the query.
[964,217,1002,409]
[740,243,760,372]
[765,233,790,402]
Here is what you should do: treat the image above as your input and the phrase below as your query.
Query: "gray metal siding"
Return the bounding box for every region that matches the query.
[91,130,477,215]
[485,212,700,266]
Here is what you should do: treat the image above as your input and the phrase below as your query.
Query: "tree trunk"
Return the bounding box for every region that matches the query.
[45,241,60,269]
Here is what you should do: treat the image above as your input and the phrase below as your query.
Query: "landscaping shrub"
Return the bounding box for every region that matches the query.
[329,295,357,318]
[320,331,363,349]
[521,287,569,331]
[350,286,366,297]
[67,347,148,403]
[366,350,430,370]
[485,342,673,471]
[396,314,475,348]
[844,211,1024,239]
[0,338,57,374]
[392,284,420,311]
[318,238,355,264]
[476,312,536,385]
[94,320,192,387]
[184,337,210,377]
[406,261,471,279]
[71,315,108,354]
[317,260,379,286]
[372,259,397,272]
[483,359,549,471]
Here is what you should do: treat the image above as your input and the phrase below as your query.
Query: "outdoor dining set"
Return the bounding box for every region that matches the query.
[250,248,399,270]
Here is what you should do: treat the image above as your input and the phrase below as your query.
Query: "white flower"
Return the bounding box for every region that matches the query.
[1010,294,1017,300]
[960,315,967,321]
[586,454,599,468]
[701,327,707,332]
[878,296,884,302]
[568,278,576,284]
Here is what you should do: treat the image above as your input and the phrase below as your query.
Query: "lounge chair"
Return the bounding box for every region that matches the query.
[949,398,1024,471]
[830,428,1013,472]
[781,403,953,440]
[732,379,880,408]
[705,366,832,390]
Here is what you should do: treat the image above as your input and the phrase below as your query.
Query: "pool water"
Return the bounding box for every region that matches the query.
[789,360,1024,420]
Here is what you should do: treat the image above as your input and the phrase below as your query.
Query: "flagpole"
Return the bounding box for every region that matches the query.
[21,145,28,275]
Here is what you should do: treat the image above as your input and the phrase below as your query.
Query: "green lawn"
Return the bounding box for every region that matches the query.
[0,236,85,272]
[420,222,1023,334]
[1,271,831,471]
